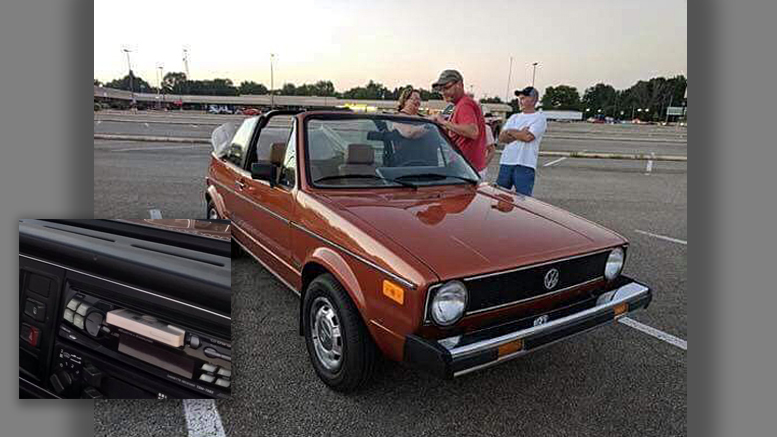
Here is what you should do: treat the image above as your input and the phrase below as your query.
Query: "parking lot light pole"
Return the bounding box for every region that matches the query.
[270,53,276,110]
[504,56,513,103]
[158,65,165,108]
[665,94,674,124]
[122,49,135,106]
[531,62,539,87]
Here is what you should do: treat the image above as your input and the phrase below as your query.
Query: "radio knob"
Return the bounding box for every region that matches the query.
[189,335,201,349]
[50,370,73,395]
[85,311,105,337]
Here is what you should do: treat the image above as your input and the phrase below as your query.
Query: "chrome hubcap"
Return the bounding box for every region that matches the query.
[310,297,343,371]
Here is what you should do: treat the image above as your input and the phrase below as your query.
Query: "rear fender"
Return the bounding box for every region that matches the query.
[205,184,227,219]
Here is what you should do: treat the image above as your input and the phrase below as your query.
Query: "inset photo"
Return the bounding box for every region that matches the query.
[19,219,232,399]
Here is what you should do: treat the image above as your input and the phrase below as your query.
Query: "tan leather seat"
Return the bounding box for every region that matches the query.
[270,142,287,166]
[338,143,376,176]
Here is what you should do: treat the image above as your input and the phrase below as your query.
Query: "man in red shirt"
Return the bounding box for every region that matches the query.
[430,69,488,177]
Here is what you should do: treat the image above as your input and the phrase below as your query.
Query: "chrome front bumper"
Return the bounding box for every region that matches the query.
[404,277,652,378]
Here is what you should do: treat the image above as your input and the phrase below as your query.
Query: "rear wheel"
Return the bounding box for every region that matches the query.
[207,198,241,257]
[303,273,376,392]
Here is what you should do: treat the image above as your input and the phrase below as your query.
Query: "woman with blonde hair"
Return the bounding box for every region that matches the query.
[395,87,428,139]
[397,86,422,116]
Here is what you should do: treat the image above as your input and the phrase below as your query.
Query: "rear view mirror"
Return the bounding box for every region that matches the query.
[250,163,277,186]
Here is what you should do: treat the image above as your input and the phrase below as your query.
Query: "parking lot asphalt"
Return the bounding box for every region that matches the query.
[93,113,686,437]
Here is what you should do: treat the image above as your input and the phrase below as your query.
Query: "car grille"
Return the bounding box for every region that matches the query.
[463,250,610,314]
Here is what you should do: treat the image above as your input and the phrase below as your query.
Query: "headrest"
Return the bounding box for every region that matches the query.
[270,142,287,165]
[346,143,374,165]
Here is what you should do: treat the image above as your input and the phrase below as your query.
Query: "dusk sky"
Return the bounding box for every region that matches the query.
[94,0,687,100]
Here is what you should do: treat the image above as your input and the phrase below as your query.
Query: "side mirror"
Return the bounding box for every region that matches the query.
[250,162,277,186]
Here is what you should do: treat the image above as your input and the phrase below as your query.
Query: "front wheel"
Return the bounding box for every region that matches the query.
[303,274,377,392]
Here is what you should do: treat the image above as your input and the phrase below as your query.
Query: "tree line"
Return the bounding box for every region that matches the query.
[95,72,686,120]
[95,73,443,101]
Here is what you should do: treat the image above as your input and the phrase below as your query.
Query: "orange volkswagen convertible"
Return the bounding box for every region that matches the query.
[205,110,652,391]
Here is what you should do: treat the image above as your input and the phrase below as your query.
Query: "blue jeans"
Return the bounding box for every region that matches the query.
[496,164,535,196]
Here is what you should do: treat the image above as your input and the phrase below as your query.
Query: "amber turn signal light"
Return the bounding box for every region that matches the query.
[497,339,524,357]
[613,302,628,317]
[382,280,404,305]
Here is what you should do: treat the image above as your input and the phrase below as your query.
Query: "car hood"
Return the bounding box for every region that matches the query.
[321,184,625,280]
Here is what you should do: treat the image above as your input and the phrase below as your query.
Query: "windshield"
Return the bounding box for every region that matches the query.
[305,116,479,188]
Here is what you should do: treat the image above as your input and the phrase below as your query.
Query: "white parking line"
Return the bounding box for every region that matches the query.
[634,229,687,245]
[619,317,687,350]
[543,157,567,167]
[645,152,655,174]
[543,149,586,167]
[183,399,226,437]
[149,209,162,219]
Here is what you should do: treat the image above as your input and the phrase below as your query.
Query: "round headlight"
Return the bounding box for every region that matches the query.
[430,281,468,326]
[604,248,625,280]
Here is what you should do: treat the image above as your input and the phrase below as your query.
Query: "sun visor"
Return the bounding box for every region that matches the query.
[210,122,239,157]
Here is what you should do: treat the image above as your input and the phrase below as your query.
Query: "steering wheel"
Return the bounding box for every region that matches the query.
[396,160,429,167]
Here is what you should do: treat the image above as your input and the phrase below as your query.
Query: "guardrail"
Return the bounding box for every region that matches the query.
[538,150,686,162]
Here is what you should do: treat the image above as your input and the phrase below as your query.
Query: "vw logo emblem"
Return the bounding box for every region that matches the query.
[544,268,559,290]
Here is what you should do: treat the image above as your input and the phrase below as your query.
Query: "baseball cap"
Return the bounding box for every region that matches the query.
[515,86,539,99]
[432,69,463,90]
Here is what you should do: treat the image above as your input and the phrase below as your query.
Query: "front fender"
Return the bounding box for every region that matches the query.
[306,247,366,312]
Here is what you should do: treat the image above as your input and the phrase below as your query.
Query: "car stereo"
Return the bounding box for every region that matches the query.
[19,219,232,399]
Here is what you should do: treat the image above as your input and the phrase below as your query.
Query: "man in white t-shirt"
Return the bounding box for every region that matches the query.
[496,86,547,196]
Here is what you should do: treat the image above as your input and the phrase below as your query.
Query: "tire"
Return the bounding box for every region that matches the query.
[207,198,242,258]
[303,273,377,392]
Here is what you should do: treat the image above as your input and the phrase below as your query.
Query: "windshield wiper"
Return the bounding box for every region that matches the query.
[314,174,418,188]
[395,173,478,185]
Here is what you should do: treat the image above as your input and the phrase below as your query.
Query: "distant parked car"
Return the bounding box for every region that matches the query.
[236,107,261,116]
[209,105,234,115]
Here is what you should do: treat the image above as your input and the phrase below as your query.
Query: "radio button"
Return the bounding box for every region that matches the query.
[83,364,103,387]
[81,386,104,399]
[76,303,91,316]
[217,368,231,378]
[189,335,201,349]
[24,299,46,322]
[66,299,80,311]
[215,378,230,388]
[73,314,85,330]
[201,363,217,373]
[64,309,75,323]
[20,323,40,348]
[198,374,215,383]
